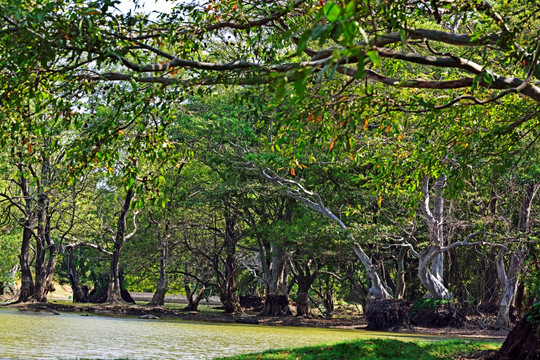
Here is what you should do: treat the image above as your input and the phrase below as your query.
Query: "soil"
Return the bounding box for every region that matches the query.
[4,301,509,341]
[366,298,409,331]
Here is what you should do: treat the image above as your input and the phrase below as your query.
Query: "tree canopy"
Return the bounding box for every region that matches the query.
[0,2,539,353]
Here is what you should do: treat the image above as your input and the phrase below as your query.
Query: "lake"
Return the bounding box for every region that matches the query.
[0,307,473,360]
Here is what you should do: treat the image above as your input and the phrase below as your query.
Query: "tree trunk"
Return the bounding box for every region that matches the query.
[352,243,393,299]
[518,182,540,233]
[17,167,34,303]
[395,247,408,300]
[106,188,135,304]
[260,243,292,316]
[496,247,525,328]
[33,192,53,303]
[418,245,453,300]
[183,282,206,312]
[1,265,18,296]
[18,224,34,302]
[219,213,242,314]
[293,260,318,317]
[480,248,500,312]
[489,313,539,360]
[66,248,89,302]
[296,288,311,317]
[321,277,335,318]
[220,290,241,313]
[149,231,168,306]
[419,175,452,300]
[496,181,539,328]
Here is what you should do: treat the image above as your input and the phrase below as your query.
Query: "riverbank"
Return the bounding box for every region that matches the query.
[4,301,509,341]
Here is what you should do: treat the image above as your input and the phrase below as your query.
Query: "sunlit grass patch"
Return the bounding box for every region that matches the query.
[215,339,501,360]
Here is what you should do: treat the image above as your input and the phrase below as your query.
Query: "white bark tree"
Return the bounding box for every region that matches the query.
[260,169,393,300]
[495,181,540,328]
[418,175,452,300]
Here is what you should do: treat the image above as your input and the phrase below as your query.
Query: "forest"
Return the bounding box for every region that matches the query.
[0,0,538,359]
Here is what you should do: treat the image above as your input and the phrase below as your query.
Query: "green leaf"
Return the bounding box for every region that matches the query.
[367,50,380,68]
[354,54,366,79]
[323,2,341,22]
[399,29,408,43]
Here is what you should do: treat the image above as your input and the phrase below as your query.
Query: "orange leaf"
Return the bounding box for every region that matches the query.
[397,134,402,140]
[27,143,33,154]
[290,168,296,176]
[363,119,368,130]
[233,4,238,11]
[350,153,354,160]
[329,137,336,151]
[386,125,390,133]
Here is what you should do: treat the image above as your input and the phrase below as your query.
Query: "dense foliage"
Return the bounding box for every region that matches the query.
[0,2,539,355]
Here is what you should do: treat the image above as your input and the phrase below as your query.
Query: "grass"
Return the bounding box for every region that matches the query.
[58,339,501,360]
[213,339,501,360]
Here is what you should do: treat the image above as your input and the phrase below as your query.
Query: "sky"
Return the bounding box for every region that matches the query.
[116,0,177,15]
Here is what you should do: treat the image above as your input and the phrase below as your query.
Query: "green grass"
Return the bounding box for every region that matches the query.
[214,339,501,360]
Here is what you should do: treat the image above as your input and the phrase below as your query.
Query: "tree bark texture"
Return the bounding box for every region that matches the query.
[183,282,206,312]
[496,247,526,328]
[18,224,34,302]
[293,260,318,317]
[417,245,452,300]
[149,229,169,306]
[260,242,292,316]
[106,188,135,304]
[218,212,242,314]
[496,182,539,328]
[16,168,34,303]
[65,248,89,302]
[395,247,408,300]
[419,175,452,300]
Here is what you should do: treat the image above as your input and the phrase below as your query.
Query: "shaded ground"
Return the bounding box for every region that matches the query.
[130,291,222,305]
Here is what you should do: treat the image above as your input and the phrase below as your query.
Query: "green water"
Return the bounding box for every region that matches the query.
[0,307,468,360]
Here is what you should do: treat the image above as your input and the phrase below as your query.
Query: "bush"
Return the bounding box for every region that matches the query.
[410,298,451,318]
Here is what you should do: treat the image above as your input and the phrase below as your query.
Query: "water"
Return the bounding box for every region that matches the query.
[0,307,455,360]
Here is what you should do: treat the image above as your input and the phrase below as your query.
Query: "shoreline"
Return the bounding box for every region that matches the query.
[4,301,509,342]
